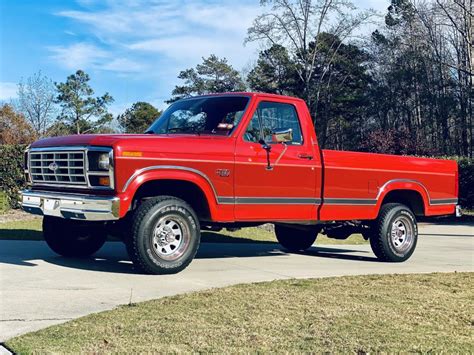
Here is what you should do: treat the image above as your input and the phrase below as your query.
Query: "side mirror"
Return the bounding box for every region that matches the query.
[271,128,293,144]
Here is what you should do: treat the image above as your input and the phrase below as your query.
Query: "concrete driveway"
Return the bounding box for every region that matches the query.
[1,222,472,341]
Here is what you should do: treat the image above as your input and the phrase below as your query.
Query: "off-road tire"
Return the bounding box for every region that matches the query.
[43,216,106,257]
[127,196,200,274]
[275,225,318,252]
[370,203,418,262]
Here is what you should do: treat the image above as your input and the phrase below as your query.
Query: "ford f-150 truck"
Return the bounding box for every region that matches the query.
[20,93,460,274]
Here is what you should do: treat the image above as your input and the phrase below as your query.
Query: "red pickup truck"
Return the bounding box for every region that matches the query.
[21,93,460,274]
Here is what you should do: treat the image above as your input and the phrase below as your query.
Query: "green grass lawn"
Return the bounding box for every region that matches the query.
[0,218,43,240]
[7,272,473,353]
[0,218,367,245]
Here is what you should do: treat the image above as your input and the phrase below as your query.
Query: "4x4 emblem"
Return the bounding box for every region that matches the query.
[48,162,59,172]
[216,169,230,177]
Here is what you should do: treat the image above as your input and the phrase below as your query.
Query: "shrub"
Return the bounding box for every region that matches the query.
[0,191,9,213]
[0,144,26,209]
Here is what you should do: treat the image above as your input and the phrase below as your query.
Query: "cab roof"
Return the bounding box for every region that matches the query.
[180,92,306,103]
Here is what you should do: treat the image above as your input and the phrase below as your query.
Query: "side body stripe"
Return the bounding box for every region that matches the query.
[123,166,458,207]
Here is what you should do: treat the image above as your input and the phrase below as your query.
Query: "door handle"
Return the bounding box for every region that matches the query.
[298,153,313,160]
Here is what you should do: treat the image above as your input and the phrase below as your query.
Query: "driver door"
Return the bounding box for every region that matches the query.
[233,99,318,221]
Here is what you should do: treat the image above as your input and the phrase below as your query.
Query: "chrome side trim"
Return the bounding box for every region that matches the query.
[217,197,235,204]
[217,197,321,205]
[122,165,219,200]
[376,179,430,201]
[324,198,377,206]
[430,198,458,205]
[236,197,320,205]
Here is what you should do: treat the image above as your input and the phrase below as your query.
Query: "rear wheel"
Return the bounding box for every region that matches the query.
[43,216,106,257]
[275,225,318,252]
[370,203,418,262]
[127,196,200,274]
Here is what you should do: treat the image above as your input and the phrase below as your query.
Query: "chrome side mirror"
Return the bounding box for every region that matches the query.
[272,128,293,144]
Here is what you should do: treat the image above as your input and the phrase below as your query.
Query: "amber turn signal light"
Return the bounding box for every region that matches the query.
[99,177,110,186]
[122,151,143,157]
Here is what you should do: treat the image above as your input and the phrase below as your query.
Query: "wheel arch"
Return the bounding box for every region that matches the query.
[376,180,430,217]
[120,168,219,221]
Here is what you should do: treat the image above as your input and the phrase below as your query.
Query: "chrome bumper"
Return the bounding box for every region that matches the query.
[20,190,120,221]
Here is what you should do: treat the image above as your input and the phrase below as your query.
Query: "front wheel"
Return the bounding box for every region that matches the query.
[43,216,106,257]
[127,196,200,274]
[370,203,418,262]
[275,225,318,252]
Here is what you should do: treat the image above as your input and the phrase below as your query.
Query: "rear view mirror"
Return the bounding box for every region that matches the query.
[272,128,293,144]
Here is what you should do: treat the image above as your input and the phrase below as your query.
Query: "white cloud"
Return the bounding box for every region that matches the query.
[57,1,259,37]
[56,3,186,38]
[183,3,259,32]
[48,42,145,73]
[0,82,18,101]
[101,58,144,73]
[128,36,250,65]
[55,1,262,71]
[48,42,108,70]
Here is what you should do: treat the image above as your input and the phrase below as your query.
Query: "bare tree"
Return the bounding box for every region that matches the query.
[246,0,376,110]
[416,0,473,156]
[16,71,57,138]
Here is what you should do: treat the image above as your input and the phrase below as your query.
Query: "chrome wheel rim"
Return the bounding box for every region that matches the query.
[151,214,189,261]
[390,216,414,253]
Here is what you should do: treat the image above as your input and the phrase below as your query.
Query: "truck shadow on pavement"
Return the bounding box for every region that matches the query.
[0,240,375,275]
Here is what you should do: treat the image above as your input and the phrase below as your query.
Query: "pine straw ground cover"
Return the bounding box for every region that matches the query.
[7,272,473,353]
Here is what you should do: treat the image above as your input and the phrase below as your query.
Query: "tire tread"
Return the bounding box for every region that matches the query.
[127,196,200,274]
[370,203,417,262]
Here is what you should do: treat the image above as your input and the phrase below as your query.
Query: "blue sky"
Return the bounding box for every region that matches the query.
[0,0,390,114]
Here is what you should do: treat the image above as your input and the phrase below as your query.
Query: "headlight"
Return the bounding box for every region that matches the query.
[87,147,114,189]
[98,153,110,170]
[88,150,111,171]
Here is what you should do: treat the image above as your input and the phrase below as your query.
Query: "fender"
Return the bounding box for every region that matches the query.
[374,179,431,216]
[117,165,221,219]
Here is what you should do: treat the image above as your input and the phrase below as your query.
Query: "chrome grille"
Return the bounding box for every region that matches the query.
[30,150,87,186]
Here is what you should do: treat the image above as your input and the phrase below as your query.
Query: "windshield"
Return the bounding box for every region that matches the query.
[146,96,250,135]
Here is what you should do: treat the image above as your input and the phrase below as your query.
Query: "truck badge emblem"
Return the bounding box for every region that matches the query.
[48,162,59,172]
[216,169,230,177]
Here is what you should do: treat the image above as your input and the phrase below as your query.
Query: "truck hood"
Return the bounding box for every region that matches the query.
[30,133,226,149]
[31,134,153,148]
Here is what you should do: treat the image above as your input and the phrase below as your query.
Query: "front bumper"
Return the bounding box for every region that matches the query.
[20,189,120,221]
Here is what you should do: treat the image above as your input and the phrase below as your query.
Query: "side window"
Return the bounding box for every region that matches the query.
[243,102,303,145]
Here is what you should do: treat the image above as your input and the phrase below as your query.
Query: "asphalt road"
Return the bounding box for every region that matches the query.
[0,222,472,341]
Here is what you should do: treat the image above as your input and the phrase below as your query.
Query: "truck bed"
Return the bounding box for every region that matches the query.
[319,150,458,221]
